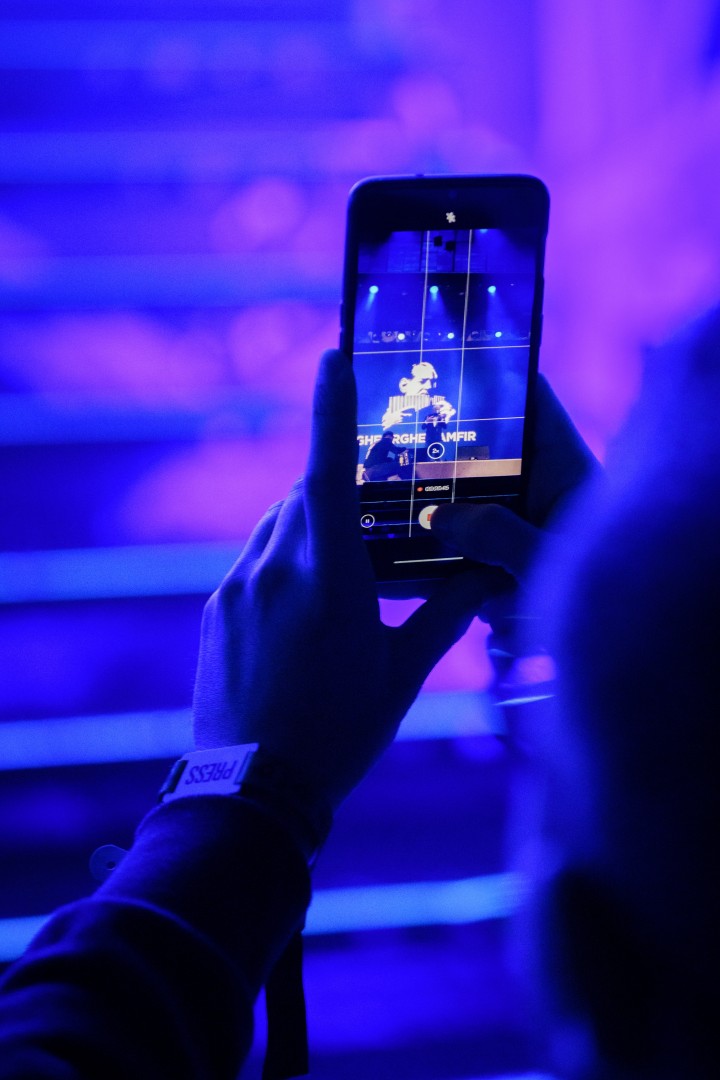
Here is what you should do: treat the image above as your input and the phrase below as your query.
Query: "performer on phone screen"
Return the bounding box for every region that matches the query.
[381,361,456,430]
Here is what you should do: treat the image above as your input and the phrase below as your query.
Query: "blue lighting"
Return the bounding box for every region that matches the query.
[0,915,49,962]
[0,251,337,308]
[368,284,379,294]
[495,331,503,338]
[0,691,498,772]
[397,332,405,340]
[0,20,355,72]
[429,285,439,296]
[487,285,497,294]
[306,871,526,935]
[447,332,455,340]
[0,395,258,446]
[0,543,240,604]
[0,710,194,770]
[0,871,526,959]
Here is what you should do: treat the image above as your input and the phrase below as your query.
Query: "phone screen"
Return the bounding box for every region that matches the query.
[342,176,548,583]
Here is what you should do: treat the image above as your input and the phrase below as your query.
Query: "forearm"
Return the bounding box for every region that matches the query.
[0,798,311,1080]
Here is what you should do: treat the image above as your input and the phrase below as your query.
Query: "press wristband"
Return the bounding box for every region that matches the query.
[159,744,333,866]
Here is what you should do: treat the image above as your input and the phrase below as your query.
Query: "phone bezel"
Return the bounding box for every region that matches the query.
[341,174,549,585]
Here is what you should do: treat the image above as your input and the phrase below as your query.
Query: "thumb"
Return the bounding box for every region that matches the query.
[430,502,541,583]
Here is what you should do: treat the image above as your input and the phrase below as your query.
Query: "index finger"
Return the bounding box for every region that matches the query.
[527,375,602,526]
[304,349,364,561]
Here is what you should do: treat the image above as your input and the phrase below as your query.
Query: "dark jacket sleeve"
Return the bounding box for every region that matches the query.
[0,796,311,1080]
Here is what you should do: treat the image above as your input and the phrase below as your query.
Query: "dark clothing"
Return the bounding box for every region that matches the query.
[364,437,396,468]
[363,437,401,481]
[0,797,311,1079]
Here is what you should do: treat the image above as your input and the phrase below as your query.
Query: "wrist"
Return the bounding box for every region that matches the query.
[160,744,333,866]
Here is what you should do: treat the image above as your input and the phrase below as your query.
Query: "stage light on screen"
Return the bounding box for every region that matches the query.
[368,285,379,294]
[429,285,439,296]
[487,285,497,294]
[447,332,455,339]
[495,331,503,338]
[397,332,406,340]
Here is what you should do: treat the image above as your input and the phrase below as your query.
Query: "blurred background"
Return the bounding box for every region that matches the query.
[2,1,720,1077]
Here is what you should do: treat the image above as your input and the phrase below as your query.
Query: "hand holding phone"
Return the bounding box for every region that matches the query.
[341,174,549,587]
[193,351,493,810]
[431,374,603,621]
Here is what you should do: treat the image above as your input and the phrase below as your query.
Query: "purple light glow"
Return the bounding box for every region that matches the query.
[4,4,720,1072]
[114,437,311,543]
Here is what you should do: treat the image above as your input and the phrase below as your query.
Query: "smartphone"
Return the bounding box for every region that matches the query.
[340,174,549,586]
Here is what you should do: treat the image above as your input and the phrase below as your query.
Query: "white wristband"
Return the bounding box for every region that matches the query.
[159,743,332,865]
[159,744,259,802]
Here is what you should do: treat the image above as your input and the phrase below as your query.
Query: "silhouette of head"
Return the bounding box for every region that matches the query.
[527,308,720,1079]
